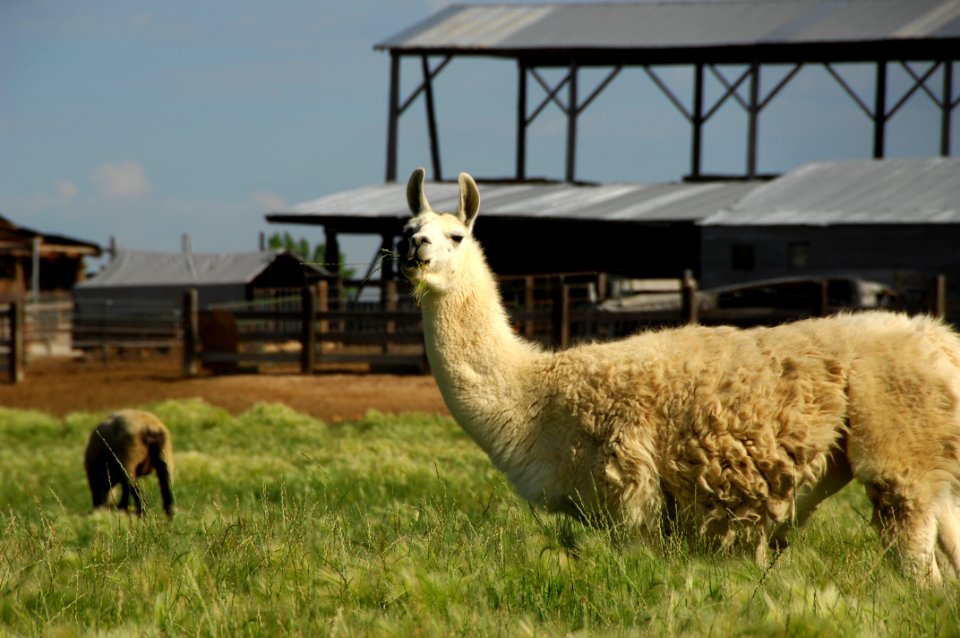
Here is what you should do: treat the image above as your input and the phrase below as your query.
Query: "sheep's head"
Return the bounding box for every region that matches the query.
[400,167,480,296]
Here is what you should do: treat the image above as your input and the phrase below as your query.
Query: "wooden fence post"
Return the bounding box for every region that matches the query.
[301,287,316,374]
[524,275,535,337]
[316,280,329,363]
[681,270,698,324]
[933,274,947,319]
[818,278,830,317]
[9,302,24,383]
[552,283,571,349]
[384,279,397,355]
[182,289,198,377]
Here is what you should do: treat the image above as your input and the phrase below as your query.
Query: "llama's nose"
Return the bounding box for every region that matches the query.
[408,235,430,260]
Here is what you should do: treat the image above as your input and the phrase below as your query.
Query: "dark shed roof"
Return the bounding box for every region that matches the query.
[268,179,759,232]
[0,214,101,257]
[377,1,960,63]
[77,250,329,289]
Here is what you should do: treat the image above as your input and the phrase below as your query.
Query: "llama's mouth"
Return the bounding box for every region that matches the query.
[400,258,428,280]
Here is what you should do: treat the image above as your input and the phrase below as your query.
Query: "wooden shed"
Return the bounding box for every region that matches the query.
[74,249,333,310]
[0,214,101,300]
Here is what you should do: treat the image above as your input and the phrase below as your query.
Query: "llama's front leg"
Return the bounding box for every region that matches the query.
[769,448,853,553]
[867,482,942,585]
[936,496,960,578]
[893,511,942,585]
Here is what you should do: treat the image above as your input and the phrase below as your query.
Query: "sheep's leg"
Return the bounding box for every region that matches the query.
[154,457,175,518]
[117,479,131,511]
[88,470,112,510]
[769,448,853,552]
[128,480,144,515]
[118,478,144,515]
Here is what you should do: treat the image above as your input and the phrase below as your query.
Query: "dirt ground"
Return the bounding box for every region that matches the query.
[0,355,450,423]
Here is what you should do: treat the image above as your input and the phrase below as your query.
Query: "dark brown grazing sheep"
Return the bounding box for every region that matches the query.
[85,410,175,517]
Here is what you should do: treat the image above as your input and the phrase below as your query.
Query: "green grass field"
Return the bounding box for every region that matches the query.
[0,399,957,637]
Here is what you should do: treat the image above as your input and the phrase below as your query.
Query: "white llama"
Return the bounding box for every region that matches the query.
[399,167,960,584]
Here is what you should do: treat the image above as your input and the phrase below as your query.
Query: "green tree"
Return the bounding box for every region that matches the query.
[267,231,354,278]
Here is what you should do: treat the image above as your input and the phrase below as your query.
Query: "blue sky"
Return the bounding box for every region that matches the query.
[2,1,953,273]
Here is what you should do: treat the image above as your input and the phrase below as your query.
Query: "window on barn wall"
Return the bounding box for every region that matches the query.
[788,242,810,270]
[731,243,755,271]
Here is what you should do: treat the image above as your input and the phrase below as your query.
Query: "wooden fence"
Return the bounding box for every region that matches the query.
[182,282,428,376]
[175,272,775,375]
[0,302,25,383]
[72,298,182,355]
[180,272,952,376]
[0,272,950,383]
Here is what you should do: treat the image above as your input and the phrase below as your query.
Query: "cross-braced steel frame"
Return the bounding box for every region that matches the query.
[384,51,958,183]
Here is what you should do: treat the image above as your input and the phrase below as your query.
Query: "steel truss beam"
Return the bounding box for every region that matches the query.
[385,53,958,184]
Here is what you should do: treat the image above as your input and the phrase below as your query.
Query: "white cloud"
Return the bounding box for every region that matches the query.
[91,161,150,200]
[5,180,80,211]
[56,180,79,203]
[251,191,288,211]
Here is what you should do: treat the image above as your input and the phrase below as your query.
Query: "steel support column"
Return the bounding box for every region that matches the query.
[385,52,400,182]
[943,59,954,157]
[873,60,887,159]
[324,228,340,275]
[691,63,704,180]
[747,61,760,178]
[421,55,443,181]
[517,61,528,180]
[566,59,579,182]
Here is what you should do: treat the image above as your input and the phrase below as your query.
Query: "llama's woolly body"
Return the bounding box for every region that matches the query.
[401,168,960,583]
[85,409,175,517]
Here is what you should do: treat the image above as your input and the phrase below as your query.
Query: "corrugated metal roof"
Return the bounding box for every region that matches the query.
[699,157,960,225]
[284,180,759,224]
[376,1,960,53]
[77,250,317,288]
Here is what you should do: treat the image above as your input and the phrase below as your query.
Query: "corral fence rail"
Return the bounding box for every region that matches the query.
[72,297,182,357]
[1,272,949,383]
[180,272,950,377]
[182,280,427,376]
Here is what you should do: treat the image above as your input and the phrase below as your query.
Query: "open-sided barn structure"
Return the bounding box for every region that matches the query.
[267,1,959,320]
[376,0,959,183]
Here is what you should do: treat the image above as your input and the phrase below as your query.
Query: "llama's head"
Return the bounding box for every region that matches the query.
[400,167,480,296]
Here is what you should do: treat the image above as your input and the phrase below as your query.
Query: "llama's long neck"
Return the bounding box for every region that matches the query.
[418,250,544,464]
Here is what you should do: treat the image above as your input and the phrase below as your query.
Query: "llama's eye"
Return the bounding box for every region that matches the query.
[450,234,464,244]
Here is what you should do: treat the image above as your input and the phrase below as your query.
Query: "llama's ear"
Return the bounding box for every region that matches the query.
[457,172,480,229]
[406,167,430,214]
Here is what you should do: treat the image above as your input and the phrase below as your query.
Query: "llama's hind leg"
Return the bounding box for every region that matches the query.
[866,481,942,584]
